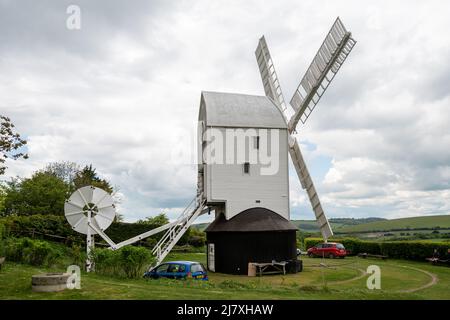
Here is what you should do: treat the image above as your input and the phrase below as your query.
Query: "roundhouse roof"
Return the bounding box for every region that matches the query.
[204,207,298,232]
[200,91,287,129]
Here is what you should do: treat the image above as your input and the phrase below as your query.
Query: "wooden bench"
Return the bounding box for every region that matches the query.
[358,253,388,260]
[251,261,287,276]
[426,257,450,266]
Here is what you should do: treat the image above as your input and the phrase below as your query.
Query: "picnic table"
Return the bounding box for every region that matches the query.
[251,261,287,276]
[358,253,388,260]
[426,249,450,266]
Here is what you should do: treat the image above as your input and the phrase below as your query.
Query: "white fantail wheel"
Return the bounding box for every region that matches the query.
[64,186,116,271]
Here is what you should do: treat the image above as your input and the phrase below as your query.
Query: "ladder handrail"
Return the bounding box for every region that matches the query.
[152,199,206,265]
[152,195,199,254]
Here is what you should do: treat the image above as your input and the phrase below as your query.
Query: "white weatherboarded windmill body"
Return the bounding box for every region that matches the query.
[65,17,356,273]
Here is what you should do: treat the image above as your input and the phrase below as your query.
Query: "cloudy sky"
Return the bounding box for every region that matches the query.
[1,0,449,223]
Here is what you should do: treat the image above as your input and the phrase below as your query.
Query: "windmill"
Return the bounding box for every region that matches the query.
[255,17,356,241]
[65,17,356,274]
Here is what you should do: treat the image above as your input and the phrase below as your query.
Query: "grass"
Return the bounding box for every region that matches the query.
[335,215,450,233]
[1,253,449,300]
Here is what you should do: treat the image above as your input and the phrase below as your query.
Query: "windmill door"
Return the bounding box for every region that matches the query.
[208,243,215,272]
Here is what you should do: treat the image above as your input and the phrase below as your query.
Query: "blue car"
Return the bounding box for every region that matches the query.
[144,261,208,280]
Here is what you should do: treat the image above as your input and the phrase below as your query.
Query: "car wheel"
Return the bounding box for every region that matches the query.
[328,254,335,259]
[308,253,313,258]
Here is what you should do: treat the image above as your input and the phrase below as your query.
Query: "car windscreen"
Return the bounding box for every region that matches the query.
[155,264,169,273]
[190,264,204,273]
[336,244,345,249]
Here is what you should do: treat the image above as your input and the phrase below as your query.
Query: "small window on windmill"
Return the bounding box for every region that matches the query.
[243,162,250,174]
[253,136,260,150]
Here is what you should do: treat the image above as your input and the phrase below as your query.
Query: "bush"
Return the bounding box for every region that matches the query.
[90,246,154,278]
[3,237,62,266]
[70,243,87,267]
[119,246,152,278]
[90,247,121,276]
[0,222,6,256]
[188,235,205,247]
[303,237,449,261]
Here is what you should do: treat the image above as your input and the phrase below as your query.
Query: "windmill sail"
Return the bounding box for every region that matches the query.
[255,36,287,113]
[289,138,333,240]
[288,17,356,132]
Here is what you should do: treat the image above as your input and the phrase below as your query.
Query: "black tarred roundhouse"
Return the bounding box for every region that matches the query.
[205,207,298,275]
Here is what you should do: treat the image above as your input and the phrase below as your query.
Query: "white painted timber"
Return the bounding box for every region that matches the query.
[204,127,290,220]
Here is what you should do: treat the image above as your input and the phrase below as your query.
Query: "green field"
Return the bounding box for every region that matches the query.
[1,252,449,300]
[335,215,450,233]
[194,217,384,233]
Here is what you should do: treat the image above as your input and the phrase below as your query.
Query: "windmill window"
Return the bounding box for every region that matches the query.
[254,136,260,150]
[243,162,250,174]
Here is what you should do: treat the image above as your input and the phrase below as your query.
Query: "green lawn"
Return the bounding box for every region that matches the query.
[1,253,449,300]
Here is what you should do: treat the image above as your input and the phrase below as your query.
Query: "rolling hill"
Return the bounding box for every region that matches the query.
[334,215,450,233]
[193,217,387,233]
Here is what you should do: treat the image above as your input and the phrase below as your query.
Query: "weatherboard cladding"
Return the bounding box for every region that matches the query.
[204,207,297,232]
[201,91,287,129]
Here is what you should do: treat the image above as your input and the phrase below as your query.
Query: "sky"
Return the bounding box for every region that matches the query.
[0,0,449,223]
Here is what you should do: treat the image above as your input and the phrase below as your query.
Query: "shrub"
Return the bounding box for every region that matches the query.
[188,235,205,247]
[3,237,62,266]
[0,222,6,256]
[90,247,121,276]
[90,246,154,278]
[70,243,87,267]
[119,246,152,278]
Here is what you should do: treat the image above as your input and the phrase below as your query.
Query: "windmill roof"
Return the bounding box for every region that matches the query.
[204,207,298,232]
[200,91,287,129]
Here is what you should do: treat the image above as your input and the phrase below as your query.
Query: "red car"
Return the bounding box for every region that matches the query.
[307,242,347,258]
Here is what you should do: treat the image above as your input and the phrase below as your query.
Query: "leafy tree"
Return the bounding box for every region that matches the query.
[0,182,7,215]
[42,161,80,185]
[138,213,169,226]
[0,162,116,217]
[115,213,125,222]
[0,116,28,175]
[3,172,70,216]
[73,164,113,193]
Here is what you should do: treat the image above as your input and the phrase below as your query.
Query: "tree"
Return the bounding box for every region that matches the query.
[3,172,70,216]
[73,165,113,193]
[138,213,169,226]
[0,116,28,175]
[42,161,80,185]
[0,162,116,217]
[0,182,7,214]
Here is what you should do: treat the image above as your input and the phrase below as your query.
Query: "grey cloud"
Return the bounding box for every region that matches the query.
[1,0,449,221]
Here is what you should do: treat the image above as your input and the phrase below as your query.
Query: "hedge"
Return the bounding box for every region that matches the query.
[304,237,449,261]
[0,214,194,247]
